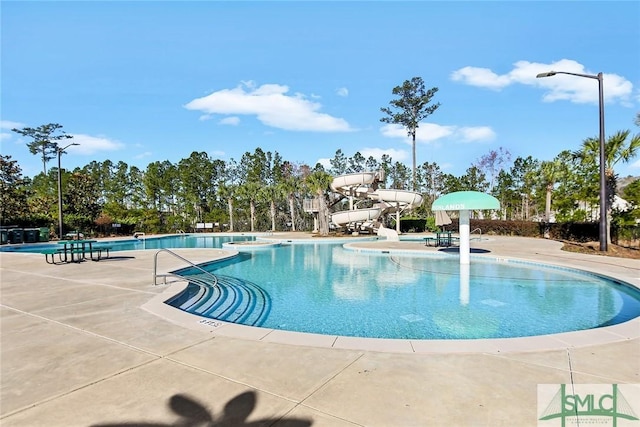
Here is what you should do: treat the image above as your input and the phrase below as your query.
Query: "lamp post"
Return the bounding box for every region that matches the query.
[57,142,79,239]
[536,70,607,251]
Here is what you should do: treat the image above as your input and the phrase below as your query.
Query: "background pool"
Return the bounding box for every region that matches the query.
[0,234,255,253]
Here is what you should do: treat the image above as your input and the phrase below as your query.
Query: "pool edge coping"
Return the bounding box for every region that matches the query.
[142,282,640,354]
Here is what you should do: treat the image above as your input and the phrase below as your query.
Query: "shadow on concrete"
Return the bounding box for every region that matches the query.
[95,256,137,262]
[92,391,312,427]
[438,247,491,254]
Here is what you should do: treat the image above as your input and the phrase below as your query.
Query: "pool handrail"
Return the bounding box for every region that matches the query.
[153,248,219,287]
[471,228,482,241]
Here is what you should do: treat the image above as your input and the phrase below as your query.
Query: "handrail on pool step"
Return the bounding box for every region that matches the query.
[153,248,219,287]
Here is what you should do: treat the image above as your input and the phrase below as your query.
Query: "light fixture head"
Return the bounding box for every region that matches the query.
[536,71,557,78]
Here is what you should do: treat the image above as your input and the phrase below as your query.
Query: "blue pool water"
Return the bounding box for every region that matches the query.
[5,234,640,339]
[0,234,255,253]
[167,238,640,340]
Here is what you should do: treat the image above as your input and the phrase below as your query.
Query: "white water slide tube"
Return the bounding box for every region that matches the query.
[371,189,423,207]
[330,174,423,227]
[330,172,377,193]
[331,208,382,227]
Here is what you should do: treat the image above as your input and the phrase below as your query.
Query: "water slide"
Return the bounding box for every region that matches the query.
[330,172,423,237]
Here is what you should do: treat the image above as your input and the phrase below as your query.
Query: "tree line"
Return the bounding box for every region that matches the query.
[2,133,639,239]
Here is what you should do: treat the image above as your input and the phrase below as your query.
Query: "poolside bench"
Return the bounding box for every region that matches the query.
[424,237,437,247]
[90,245,112,261]
[43,248,64,264]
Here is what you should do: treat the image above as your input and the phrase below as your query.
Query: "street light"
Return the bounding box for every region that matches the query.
[57,142,79,239]
[536,70,607,251]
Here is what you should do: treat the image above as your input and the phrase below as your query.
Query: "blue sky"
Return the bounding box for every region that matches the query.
[2,1,639,180]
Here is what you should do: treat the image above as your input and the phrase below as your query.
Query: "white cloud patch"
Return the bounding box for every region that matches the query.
[336,87,349,97]
[450,67,512,90]
[316,158,332,169]
[0,120,25,130]
[380,123,491,144]
[68,134,125,155]
[184,81,353,132]
[134,151,152,160]
[451,59,634,105]
[457,126,496,142]
[359,147,409,162]
[210,150,226,157]
[1,120,26,142]
[219,116,240,126]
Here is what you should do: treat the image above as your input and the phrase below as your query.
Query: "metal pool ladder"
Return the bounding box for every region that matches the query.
[153,248,219,287]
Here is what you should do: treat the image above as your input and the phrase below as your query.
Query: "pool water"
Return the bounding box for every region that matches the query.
[168,241,640,340]
[0,234,255,253]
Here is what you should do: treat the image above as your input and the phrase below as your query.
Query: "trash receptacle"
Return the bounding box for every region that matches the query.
[24,228,39,243]
[9,229,24,244]
[0,230,7,245]
[39,227,50,242]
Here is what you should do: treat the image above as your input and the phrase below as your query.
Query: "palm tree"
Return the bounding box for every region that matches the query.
[259,184,284,232]
[305,170,333,236]
[237,181,261,232]
[217,182,236,232]
[539,154,569,237]
[574,130,640,243]
[279,175,301,231]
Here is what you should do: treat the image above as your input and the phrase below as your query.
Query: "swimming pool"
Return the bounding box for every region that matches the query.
[5,234,639,339]
[0,234,256,253]
[165,239,640,340]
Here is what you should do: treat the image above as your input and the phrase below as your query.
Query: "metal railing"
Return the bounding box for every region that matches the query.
[471,228,482,241]
[153,248,219,287]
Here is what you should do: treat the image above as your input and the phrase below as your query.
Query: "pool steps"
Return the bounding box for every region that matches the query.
[167,273,271,327]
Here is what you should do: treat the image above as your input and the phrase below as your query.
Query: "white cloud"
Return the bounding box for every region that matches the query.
[134,151,152,160]
[451,59,634,105]
[1,122,126,155]
[380,123,491,144]
[316,158,332,169]
[416,123,456,142]
[359,147,409,162]
[1,121,26,142]
[0,120,25,130]
[336,87,349,97]
[457,126,496,142]
[439,162,454,171]
[68,134,125,155]
[210,150,226,157]
[219,116,240,126]
[184,81,353,132]
[450,66,512,90]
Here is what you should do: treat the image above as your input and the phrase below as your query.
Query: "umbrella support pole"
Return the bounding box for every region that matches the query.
[459,210,470,265]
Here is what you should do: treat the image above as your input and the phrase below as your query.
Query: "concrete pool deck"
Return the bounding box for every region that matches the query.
[1,234,639,426]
